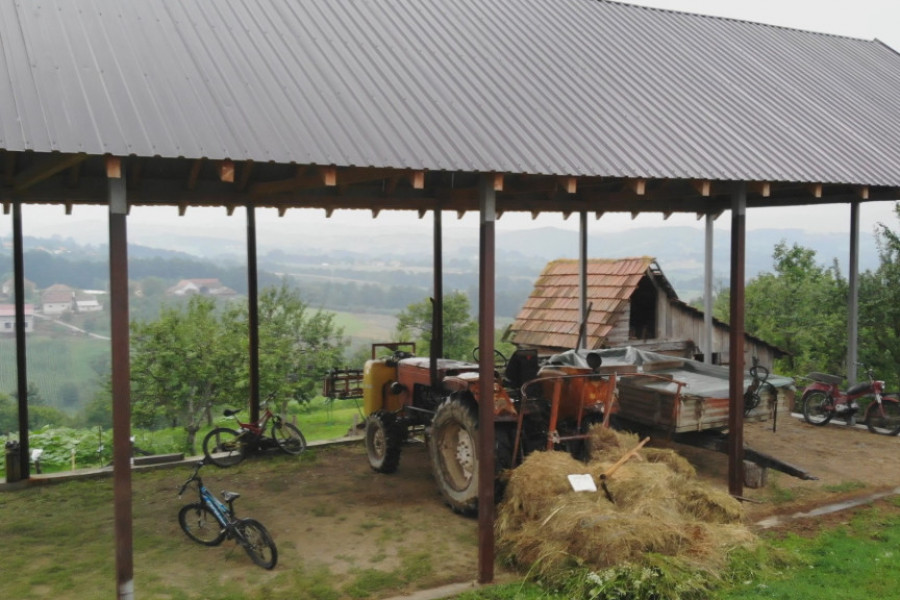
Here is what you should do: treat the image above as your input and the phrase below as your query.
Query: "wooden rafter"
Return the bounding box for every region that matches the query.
[219,160,235,183]
[186,159,203,190]
[13,153,87,192]
[237,160,254,192]
[692,180,711,197]
[751,181,771,197]
[2,151,15,186]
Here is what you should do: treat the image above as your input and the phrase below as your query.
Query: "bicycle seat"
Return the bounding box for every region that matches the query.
[222,491,241,502]
[223,408,239,417]
[807,372,843,385]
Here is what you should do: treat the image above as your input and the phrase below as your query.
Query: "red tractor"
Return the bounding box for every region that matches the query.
[325,343,617,514]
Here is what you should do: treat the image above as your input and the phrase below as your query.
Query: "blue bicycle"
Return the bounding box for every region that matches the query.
[177,459,278,569]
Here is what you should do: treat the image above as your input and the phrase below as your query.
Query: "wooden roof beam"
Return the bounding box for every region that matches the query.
[237,160,254,192]
[1,150,14,186]
[808,183,822,198]
[13,153,87,192]
[186,159,202,190]
[692,180,711,197]
[859,186,870,200]
[250,165,342,196]
[219,160,235,184]
[751,181,771,197]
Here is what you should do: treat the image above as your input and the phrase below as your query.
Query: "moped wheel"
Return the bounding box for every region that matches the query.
[202,427,245,467]
[234,518,278,569]
[271,421,307,456]
[865,394,900,436]
[178,503,226,546]
[802,391,834,426]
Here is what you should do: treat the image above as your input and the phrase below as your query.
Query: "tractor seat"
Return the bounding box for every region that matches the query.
[505,348,540,390]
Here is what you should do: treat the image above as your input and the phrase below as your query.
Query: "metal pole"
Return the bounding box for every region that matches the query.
[431,204,443,387]
[727,184,746,497]
[848,202,860,383]
[704,213,714,363]
[579,211,588,350]
[246,204,260,423]
[12,199,29,478]
[108,161,134,600]
[477,174,496,584]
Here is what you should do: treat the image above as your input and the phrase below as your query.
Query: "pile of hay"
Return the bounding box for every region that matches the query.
[496,427,755,579]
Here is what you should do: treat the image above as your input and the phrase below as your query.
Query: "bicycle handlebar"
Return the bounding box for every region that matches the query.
[177,460,206,496]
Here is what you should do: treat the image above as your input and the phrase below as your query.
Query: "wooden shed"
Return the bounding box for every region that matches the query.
[507,258,786,368]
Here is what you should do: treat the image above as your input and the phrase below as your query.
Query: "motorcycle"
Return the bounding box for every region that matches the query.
[800,365,900,436]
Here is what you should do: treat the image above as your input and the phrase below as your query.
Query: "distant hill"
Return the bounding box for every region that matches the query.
[1,223,880,312]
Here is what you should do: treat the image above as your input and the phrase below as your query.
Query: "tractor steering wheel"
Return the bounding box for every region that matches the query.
[472,347,508,371]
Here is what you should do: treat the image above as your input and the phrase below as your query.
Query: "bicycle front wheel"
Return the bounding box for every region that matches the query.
[802,391,834,426]
[202,428,245,467]
[866,395,900,436]
[234,518,278,569]
[271,421,307,456]
[178,503,226,546]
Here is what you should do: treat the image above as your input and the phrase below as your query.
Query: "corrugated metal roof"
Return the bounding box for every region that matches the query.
[508,257,655,349]
[2,0,900,185]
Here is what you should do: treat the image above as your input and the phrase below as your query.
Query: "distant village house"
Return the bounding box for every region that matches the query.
[166,278,238,299]
[507,258,786,369]
[0,304,34,333]
[41,284,76,315]
[40,283,102,314]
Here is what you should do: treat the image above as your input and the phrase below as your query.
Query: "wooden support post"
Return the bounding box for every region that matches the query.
[477,174,496,584]
[108,158,134,600]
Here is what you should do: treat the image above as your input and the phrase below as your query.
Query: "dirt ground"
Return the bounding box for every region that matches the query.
[114,414,900,599]
[248,413,900,589]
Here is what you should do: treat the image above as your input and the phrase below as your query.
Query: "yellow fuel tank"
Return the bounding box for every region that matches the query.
[363,359,395,416]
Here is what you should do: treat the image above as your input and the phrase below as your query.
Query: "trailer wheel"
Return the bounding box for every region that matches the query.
[365,411,402,473]
[430,397,480,515]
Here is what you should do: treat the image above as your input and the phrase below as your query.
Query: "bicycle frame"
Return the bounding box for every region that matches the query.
[179,462,234,526]
[225,406,273,436]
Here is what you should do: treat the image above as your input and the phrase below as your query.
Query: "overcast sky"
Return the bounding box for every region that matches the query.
[4,0,899,245]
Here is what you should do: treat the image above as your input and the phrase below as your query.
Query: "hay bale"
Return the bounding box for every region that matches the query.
[643,447,697,477]
[496,428,755,580]
[585,426,640,461]
[674,478,743,524]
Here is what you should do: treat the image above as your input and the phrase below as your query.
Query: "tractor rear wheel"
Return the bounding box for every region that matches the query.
[429,396,480,515]
[365,411,402,473]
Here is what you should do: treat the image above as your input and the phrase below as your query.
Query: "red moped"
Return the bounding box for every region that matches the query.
[800,366,900,435]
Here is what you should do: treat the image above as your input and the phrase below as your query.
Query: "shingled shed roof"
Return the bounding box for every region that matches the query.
[2,0,900,217]
[508,257,659,350]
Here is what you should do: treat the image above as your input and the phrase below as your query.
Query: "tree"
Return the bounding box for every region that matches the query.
[719,242,846,376]
[221,283,348,413]
[130,296,243,453]
[129,284,348,452]
[395,291,478,360]
[859,203,900,388]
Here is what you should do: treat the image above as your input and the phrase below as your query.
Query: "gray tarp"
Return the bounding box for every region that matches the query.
[546,347,794,399]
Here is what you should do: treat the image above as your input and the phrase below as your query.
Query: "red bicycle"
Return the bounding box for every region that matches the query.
[800,366,900,436]
[202,402,307,467]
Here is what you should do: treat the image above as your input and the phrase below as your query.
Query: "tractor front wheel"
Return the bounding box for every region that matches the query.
[365,411,402,473]
[429,397,480,515]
